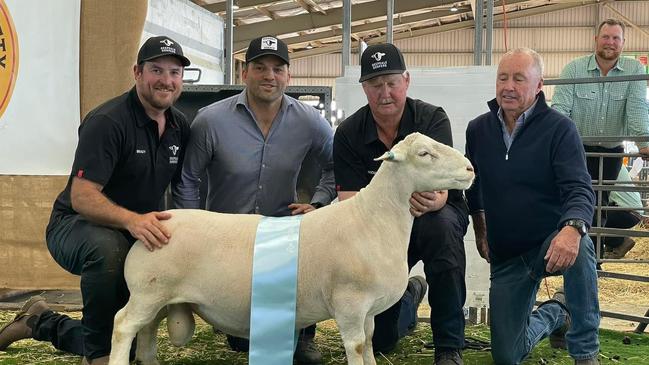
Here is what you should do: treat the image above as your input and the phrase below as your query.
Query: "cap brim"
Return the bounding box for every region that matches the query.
[141,54,191,67]
[359,69,405,83]
[247,52,290,65]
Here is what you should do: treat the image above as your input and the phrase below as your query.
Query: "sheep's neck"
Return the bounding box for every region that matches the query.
[353,164,414,252]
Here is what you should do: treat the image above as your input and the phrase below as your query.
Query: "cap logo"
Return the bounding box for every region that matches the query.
[371,52,386,61]
[261,36,278,51]
[160,39,174,47]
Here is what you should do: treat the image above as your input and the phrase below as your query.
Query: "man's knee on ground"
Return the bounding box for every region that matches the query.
[84,228,132,273]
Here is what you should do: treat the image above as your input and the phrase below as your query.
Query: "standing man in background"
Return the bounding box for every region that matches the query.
[334,43,469,365]
[0,36,191,365]
[174,35,334,364]
[552,18,649,227]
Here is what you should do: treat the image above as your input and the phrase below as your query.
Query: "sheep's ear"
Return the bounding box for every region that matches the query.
[374,150,405,162]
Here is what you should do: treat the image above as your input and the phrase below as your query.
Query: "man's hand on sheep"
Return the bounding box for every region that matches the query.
[288,203,317,215]
[409,191,448,217]
[126,212,173,251]
[544,226,581,273]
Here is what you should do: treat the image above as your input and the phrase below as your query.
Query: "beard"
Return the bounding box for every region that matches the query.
[596,47,621,62]
[145,88,180,111]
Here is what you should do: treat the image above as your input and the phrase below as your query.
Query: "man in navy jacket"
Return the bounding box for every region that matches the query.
[465,48,599,365]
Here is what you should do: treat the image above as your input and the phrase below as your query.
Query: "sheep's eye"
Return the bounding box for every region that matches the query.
[418,151,438,159]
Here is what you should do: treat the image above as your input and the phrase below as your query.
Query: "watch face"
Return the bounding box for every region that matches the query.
[567,220,587,236]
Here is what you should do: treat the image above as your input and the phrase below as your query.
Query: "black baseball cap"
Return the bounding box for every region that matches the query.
[359,43,406,82]
[245,35,290,65]
[137,36,191,67]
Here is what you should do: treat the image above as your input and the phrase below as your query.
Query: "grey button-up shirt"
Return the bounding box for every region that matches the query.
[174,90,335,216]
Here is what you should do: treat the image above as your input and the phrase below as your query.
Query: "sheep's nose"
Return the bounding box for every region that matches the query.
[467,166,474,172]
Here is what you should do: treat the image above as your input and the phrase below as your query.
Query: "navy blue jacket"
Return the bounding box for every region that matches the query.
[465,92,595,260]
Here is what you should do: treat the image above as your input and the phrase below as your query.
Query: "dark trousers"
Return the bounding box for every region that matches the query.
[603,206,641,248]
[584,145,624,227]
[38,214,136,359]
[372,204,468,352]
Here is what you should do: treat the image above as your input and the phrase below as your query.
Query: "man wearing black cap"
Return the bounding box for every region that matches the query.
[334,43,468,365]
[0,36,191,365]
[174,35,333,364]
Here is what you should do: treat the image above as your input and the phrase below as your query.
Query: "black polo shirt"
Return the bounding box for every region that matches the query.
[333,97,466,212]
[48,87,190,227]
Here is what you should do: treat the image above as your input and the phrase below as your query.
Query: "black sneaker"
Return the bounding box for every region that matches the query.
[435,349,463,365]
[407,275,428,309]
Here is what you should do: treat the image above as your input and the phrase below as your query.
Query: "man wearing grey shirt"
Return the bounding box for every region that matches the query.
[174,35,333,365]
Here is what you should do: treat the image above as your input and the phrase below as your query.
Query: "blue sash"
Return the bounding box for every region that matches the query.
[249,215,303,365]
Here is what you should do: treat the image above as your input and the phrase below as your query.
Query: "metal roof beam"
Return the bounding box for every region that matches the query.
[233,0,458,43]
[255,5,279,19]
[294,0,327,15]
[287,1,596,60]
[202,0,279,13]
[232,7,465,51]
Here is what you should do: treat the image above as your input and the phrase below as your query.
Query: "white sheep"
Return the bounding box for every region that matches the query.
[108,132,475,365]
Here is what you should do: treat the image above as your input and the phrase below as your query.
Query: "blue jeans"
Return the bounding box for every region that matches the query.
[489,232,600,364]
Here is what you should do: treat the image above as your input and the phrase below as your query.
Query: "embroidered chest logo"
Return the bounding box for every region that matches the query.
[0,1,19,121]
[169,145,180,164]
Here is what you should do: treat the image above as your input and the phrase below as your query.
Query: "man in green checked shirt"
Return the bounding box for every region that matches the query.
[552,18,649,228]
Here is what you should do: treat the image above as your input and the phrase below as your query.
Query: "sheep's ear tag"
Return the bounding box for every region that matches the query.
[374,151,403,162]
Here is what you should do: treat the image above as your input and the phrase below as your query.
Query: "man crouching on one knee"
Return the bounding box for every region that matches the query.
[334,43,469,365]
[0,36,191,365]
[465,47,599,365]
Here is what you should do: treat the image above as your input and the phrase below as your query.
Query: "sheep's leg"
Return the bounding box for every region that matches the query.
[133,306,168,365]
[335,311,369,365]
[109,298,166,365]
[362,314,377,365]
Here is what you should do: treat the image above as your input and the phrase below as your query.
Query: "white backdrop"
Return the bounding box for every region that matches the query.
[0,0,80,175]
[335,66,498,308]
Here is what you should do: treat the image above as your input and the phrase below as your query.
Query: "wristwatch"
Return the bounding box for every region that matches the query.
[564,219,588,237]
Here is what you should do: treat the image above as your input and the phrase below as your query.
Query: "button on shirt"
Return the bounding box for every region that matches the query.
[551,54,649,148]
[174,91,335,217]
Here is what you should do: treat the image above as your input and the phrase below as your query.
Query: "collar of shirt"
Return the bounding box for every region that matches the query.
[362,99,416,146]
[497,97,538,149]
[586,53,625,74]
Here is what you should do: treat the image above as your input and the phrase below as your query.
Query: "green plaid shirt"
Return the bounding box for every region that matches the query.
[552,54,649,148]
